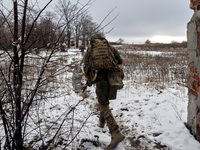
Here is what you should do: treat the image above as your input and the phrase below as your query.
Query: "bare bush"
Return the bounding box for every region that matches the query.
[118,44,188,88]
[0,0,96,149]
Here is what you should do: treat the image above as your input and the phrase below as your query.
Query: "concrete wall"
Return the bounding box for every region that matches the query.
[187,0,200,141]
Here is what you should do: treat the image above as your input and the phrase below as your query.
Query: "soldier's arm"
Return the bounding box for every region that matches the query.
[110,46,122,65]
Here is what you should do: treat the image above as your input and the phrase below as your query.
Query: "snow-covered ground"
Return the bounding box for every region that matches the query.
[1,48,200,150]
[79,80,200,150]
[69,49,200,150]
[62,49,200,150]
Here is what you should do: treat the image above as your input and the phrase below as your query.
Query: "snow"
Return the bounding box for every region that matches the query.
[132,50,173,56]
[1,48,200,150]
[79,82,200,150]
[120,50,185,57]
[115,85,198,150]
[64,49,199,149]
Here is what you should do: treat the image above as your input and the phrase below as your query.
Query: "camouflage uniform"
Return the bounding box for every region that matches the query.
[83,34,125,149]
[95,45,122,104]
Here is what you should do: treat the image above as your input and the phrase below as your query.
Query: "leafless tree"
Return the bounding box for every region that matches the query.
[73,12,99,47]
[0,0,93,149]
[80,15,99,46]
[56,0,80,48]
[55,0,109,48]
[0,0,119,149]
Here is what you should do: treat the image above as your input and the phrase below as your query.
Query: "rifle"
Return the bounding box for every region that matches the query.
[82,82,88,93]
[82,77,95,93]
[82,70,97,93]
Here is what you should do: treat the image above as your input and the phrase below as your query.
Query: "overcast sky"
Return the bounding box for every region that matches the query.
[85,0,193,43]
[2,0,193,44]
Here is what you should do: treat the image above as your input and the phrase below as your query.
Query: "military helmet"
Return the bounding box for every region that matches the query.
[91,33,105,39]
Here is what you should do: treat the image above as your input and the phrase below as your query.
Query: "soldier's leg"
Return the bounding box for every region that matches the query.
[96,80,125,149]
[96,80,110,128]
[103,109,125,150]
[99,105,109,128]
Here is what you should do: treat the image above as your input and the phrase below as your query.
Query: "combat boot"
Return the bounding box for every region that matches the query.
[103,109,125,150]
[106,132,125,150]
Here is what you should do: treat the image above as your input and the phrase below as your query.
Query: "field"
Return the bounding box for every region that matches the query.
[117,43,188,88]
[1,43,199,150]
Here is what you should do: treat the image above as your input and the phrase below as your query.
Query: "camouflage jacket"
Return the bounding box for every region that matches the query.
[83,44,122,83]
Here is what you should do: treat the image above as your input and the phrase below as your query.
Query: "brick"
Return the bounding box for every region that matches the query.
[194,84,200,92]
[193,0,200,7]
[195,68,198,74]
[193,84,197,90]
[191,67,195,73]
[194,74,200,81]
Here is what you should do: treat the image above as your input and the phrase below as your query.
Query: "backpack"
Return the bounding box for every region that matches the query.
[88,38,118,71]
[108,70,124,90]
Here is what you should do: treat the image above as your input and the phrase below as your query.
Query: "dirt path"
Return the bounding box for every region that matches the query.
[72,64,84,93]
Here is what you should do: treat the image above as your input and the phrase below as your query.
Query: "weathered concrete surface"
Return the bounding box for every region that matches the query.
[187,0,200,141]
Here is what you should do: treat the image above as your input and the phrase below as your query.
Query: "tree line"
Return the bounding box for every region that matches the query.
[0,0,102,51]
[0,0,110,149]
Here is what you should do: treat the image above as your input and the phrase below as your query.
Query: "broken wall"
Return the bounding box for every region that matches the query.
[187,0,200,141]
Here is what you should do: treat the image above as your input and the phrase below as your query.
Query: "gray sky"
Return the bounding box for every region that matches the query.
[86,0,193,43]
[2,0,193,44]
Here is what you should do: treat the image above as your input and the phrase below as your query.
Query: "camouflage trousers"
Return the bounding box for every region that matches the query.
[96,80,119,134]
[96,80,110,105]
[96,80,117,105]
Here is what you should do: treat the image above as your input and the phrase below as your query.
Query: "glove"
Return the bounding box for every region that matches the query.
[87,80,93,87]
[118,68,124,79]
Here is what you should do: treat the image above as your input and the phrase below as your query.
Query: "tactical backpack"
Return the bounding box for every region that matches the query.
[88,37,118,71]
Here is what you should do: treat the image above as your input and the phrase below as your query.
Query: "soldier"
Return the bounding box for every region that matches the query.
[79,44,85,56]
[83,33,125,150]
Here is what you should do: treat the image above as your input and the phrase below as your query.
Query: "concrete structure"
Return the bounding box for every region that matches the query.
[187,0,200,142]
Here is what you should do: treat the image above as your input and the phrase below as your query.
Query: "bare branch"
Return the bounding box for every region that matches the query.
[24,0,53,45]
[95,6,118,31]
[0,9,14,36]
[98,12,120,33]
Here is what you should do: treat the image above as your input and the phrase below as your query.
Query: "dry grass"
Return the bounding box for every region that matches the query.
[116,44,188,88]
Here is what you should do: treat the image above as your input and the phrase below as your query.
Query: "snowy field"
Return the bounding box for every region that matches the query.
[1,47,200,150]
[83,81,200,150]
